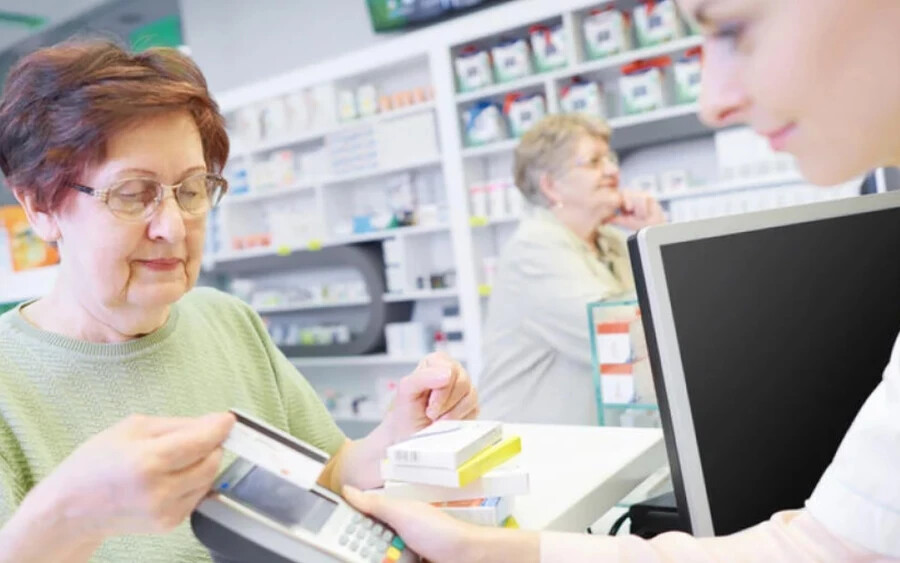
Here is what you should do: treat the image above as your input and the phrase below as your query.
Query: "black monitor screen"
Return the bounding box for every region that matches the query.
[660,205,900,535]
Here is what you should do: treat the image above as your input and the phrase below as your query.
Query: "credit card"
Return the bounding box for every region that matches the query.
[223,409,329,490]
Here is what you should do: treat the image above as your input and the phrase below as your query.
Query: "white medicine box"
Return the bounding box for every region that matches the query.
[633,0,684,48]
[674,48,703,104]
[594,319,644,364]
[463,102,507,146]
[529,24,567,72]
[491,37,533,83]
[620,59,669,115]
[560,80,605,118]
[455,47,494,92]
[600,364,635,405]
[583,8,633,60]
[504,94,546,138]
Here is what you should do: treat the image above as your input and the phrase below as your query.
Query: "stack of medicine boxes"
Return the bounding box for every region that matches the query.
[381,421,528,527]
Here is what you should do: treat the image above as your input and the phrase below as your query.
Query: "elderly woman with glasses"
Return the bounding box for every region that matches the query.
[478,114,665,426]
[0,41,477,562]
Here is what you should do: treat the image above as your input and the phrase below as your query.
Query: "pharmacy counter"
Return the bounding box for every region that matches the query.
[508,424,666,532]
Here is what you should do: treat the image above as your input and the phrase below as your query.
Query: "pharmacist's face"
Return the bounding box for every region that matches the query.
[555,135,622,224]
[55,112,208,315]
[681,0,900,184]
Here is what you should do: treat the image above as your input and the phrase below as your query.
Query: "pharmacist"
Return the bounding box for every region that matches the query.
[478,114,664,425]
[0,41,477,562]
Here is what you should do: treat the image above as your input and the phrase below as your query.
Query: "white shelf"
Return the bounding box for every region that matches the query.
[331,223,450,245]
[383,288,459,302]
[461,138,519,159]
[656,172,806,202]
[223,181,317,205]
[470,215,520,228]
[323,154,442,186]
[1,265,60,303]
[455,72,553,104]
[290,354,422,368]
[453,36,703,106]
[460,104,701,159]
[607,103,700,129]
[231,102,437,158]
[254,298,372,314]
[215,224,450,265]
[566,36,703,78]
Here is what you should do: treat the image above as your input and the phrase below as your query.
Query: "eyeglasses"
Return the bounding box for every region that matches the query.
[573,151,620,171]
[71,172,228,221]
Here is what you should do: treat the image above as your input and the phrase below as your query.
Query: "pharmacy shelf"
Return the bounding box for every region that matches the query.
[332,223,450,245]
[461,104,705,158]
[563,36,703,79]
[254,298,372,315]
[383,288,459,302]
[323,154,442,187]
[656,172,806,202]
[290,354,422,368]
[609,103,707,151]
[223,180,317,205]
[608,103,701,129]
[225,156,444,208]
[469,215,520,228]
[214,224,451,266]
[231,102,437,158]
[461,138,519,159]
[1,265,60,304]
[455,72,555,104]
[453,36,703,106]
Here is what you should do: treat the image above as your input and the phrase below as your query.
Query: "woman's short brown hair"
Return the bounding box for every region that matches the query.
[0,40,229,211]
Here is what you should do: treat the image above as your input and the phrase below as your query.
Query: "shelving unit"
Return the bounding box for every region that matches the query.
[215,223,451,267]
[230,102,438,159]
[656,172,806,202]
[207,0,867,434]
[254,298,372,315]
[383,288,459,302]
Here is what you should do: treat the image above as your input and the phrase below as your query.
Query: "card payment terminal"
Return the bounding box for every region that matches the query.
[192,410,419,563]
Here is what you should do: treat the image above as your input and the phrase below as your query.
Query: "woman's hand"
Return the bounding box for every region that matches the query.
[610,191,666,230]
[38,412,234,539]
[382,351,479,444]
[343,486,540,563]
[327,352,479,491]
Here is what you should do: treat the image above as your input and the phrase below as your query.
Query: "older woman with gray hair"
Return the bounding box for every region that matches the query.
[478,113,665,426]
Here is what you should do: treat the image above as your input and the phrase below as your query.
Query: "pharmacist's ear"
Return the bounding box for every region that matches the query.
[538,171,562,207]
[12,188,61,243]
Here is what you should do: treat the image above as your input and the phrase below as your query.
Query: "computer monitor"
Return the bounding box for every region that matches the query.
[629,190,900,537]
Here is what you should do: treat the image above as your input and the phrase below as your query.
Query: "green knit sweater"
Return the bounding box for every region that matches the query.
[0,287,347,562]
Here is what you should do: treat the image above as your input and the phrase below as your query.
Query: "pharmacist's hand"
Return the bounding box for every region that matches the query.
[384,351,479,443]
[343,486,477,563]
[40,412,234,539]
[610,191,666,230]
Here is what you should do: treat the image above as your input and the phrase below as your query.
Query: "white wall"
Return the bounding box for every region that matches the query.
[180,0,390,92]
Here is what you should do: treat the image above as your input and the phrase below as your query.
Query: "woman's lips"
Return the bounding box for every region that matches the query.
[137,258,182,271]
[761,123,797,152]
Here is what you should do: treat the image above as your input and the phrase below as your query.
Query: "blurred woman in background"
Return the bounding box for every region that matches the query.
[479,114,665,425]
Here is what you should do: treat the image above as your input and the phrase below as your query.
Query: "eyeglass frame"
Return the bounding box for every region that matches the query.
[70,171,229,221]
[572,151,620,171]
